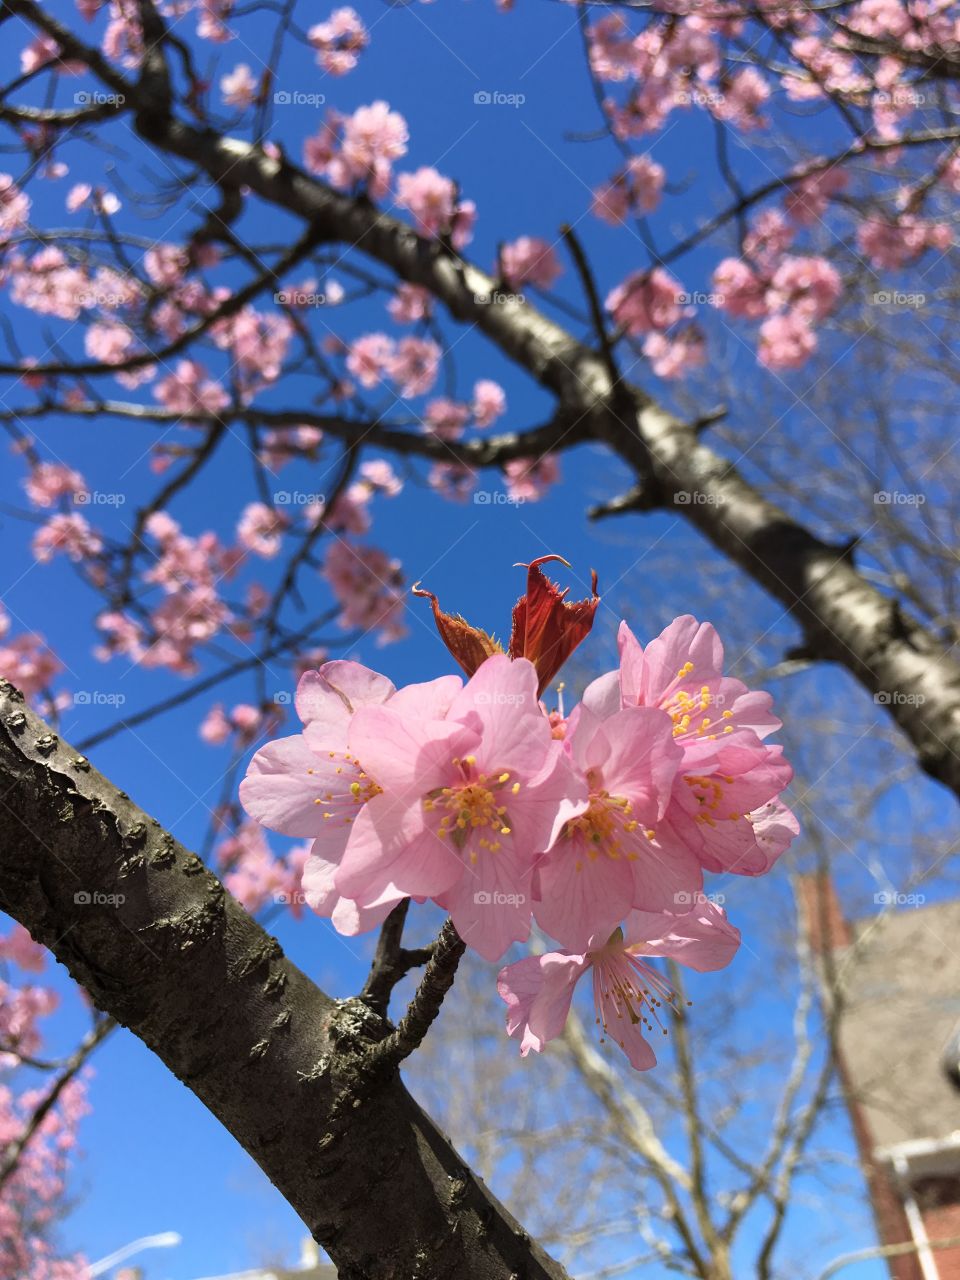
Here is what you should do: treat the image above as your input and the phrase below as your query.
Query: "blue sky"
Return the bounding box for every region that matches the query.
[1,0,954,1276]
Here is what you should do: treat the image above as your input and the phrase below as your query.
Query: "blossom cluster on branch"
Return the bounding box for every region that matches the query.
[241,559,797,1069]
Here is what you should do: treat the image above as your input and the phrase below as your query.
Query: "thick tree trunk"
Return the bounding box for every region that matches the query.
[0,680,570,1280]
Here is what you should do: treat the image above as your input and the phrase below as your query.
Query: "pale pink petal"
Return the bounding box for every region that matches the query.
[436,854,535,962]
[295,659,394,728]
[580,668,621,718]
[625,900,741,971]
[448,655,549,776]
[498,951,588,1055]
[387,673,463,718]
[335,793,463,902]
[348,705,479,796]
[594,707,681,821]
[239,735,329,836]
[534,833,635,951]
[302,848,401,933]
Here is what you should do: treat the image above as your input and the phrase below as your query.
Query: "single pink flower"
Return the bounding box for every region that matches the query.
[498,901,740,1069]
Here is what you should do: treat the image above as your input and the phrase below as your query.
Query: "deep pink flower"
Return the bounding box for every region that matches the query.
[498,901,740,1069]
[584,617,798,881]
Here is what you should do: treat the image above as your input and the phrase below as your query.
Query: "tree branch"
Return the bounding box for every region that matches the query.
[0,679,570,1280]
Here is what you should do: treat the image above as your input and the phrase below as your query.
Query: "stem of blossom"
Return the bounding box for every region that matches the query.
[366,919,466,1072]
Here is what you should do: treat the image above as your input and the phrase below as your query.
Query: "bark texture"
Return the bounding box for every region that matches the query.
[0,680,570,1280]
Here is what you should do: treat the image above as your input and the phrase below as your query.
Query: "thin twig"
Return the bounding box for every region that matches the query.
[365,919,465,1072]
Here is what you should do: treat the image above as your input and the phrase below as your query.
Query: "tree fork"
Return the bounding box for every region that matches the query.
[0,680,571,1280]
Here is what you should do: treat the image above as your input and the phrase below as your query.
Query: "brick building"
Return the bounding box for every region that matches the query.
[799,875,960,1280]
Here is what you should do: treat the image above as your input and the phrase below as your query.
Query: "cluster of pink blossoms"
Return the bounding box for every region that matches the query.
[0,926,90,1280]
[241,559,797,1069]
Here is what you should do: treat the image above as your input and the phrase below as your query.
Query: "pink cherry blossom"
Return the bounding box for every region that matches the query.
[196,0,232,42]
[0,174,30,244]
[215,821,303,916]
[712,259,768,319]
[387,336,441,398]
[22,463,87,509]
[500,237,562,290]
[504,455,560,502]
[358,458,402,496]
[587,617,798,880]
[857,215,953,270]
[154,360,230,416]
[221,63,258,109]
[387,284,433,325]
[308,7,368,76]
[498,901,740,1069]
[258,425,323,470]
[757,311,818,370]
[767,255,842,323]
[0,925,46,974]
[424,398,471,440]
[429,462,478,502]
[713,68,770,130]
[199,703,232,744]
[472,379,506,428]
[395,167,475,247]
[241,661,424,933]
[744,209,795,270]
[332,101,408,200]
[346,333,395,388]
[592,154,665,225]
[643,328,706,379]
[323,540,407,643]
[10,249,87,321]
[785,165,848,225]
[534,704,688,949]
[335,655,588,961]
[144,242,188,287]
[66,184,120,215]
[606,268,684,335]
[587,14,637,82]
[303,115,341,175]
[32,514,102,564]
[236,503,289,558]
[84,320,137,365]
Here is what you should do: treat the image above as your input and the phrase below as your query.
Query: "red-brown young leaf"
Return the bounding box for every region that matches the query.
[412,583,504,677]
[509,555,600,696]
